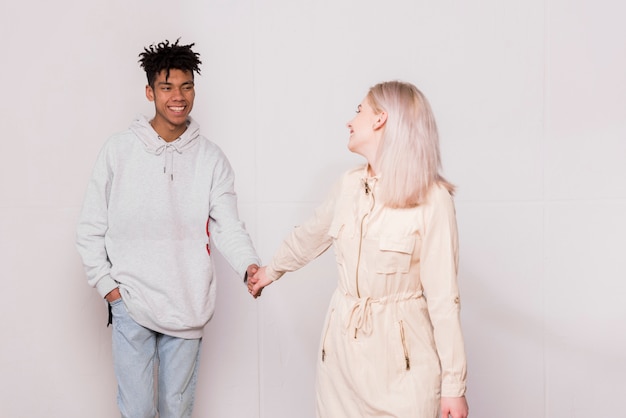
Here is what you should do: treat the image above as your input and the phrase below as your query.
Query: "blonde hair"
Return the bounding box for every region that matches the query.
[368,81,454,208]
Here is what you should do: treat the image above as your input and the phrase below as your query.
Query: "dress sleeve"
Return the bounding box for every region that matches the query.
[419,186,467,397]
[265,177,343,281]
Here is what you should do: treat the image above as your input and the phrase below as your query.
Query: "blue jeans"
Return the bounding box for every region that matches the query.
[110,298,202,418]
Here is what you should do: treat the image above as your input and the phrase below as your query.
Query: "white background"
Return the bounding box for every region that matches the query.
[1,1,625,417]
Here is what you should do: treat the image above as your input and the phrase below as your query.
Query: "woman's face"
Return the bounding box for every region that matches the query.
[346,96,381,159]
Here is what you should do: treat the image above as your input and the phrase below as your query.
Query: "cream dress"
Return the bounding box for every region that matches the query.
[266,166,467,417]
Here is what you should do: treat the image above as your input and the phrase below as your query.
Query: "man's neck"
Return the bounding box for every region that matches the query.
[150,119,187,142]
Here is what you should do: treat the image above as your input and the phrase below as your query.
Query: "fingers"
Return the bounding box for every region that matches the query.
[248,269,269,298]
[249,284,262,298]
[247,263,259,282]
[440,397,468,418]
[247,266,271,299]
[247,272,262,298]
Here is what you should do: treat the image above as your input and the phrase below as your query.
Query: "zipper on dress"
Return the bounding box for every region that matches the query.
[399,320,411,371]
[355,182,376,300]
[355,215,366,300]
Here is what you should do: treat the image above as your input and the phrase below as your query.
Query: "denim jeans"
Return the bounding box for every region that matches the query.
[110,298,202,418]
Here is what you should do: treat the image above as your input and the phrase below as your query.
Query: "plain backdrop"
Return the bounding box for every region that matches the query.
[1,1,625,417]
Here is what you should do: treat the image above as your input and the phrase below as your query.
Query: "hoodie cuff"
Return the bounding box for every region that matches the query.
[95,275,119,299]
[241,259,262,283]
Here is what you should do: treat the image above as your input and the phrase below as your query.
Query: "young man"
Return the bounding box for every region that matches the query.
[76,39,260,418]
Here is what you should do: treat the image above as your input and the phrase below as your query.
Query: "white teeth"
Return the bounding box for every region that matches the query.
[170,106,185,111]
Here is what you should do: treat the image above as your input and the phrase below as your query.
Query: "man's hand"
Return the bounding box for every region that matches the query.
[246,264,259,282]
[246,264,261,296]
[104,288,121,303]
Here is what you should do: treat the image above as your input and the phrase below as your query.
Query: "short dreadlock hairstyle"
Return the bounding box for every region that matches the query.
[138,39,202,87]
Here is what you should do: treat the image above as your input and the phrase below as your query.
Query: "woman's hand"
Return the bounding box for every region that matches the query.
[441,396,468,418]
[248,266,273,298]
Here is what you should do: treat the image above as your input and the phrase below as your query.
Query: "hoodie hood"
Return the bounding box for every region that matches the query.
[130,115,200,181]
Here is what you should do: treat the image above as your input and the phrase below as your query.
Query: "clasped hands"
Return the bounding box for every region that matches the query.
[246,264,272,299]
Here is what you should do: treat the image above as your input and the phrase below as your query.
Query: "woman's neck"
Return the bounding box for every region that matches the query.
[367,162,378,177]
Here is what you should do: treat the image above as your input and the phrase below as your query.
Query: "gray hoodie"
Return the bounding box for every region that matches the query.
[76,115,259,338]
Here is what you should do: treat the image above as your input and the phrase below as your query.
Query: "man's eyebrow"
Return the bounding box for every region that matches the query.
[156,80,194,86]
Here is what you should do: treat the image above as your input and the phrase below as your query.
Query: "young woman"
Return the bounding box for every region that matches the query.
[249,81,469,418]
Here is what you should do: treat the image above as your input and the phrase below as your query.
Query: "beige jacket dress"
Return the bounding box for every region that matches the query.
[266,165,467,417]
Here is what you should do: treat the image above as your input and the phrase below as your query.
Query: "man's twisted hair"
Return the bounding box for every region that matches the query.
[138,38,202,87]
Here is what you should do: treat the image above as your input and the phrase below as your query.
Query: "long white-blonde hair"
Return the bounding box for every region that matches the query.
[368,81,454,208]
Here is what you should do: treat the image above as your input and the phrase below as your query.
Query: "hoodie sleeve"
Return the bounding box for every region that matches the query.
[75,142,119,298]
[208,151,260,279]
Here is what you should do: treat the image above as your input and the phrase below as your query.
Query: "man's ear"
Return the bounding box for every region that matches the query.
[145,84,155,102]
[373,111,388,130]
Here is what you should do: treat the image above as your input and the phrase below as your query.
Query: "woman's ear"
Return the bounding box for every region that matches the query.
[373,111,387,130]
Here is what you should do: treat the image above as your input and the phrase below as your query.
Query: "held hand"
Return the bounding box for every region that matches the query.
[248,266,273,299]
[441,396,468,418]
[246,264,259,285]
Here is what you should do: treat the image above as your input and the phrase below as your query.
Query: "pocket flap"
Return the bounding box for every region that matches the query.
[379,236,414,254]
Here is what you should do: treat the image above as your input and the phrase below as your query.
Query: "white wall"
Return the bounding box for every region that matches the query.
[1,0,624,417]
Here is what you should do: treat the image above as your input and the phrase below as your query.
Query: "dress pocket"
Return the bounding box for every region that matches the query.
[398,320,411,371]
[321,308,335,362]
[376,235,415,274]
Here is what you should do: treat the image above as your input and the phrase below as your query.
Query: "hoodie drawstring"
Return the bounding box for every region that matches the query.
[130,115,199,182]
[154,142,182,181]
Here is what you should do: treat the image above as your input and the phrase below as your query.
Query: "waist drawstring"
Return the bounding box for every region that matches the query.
[343,293,423,338]
[344,297,374,337]
[107,303,112,327]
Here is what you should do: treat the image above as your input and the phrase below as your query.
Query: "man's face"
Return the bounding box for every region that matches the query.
[146,69,195,137]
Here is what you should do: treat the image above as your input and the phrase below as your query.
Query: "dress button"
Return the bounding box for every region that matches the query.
[454,297,460,304]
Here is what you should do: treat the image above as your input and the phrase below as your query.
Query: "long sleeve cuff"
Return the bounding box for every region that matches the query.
[95,274,118,299]
[265,263,285,282]
[241,258,262,283]
[441,381,466,398]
